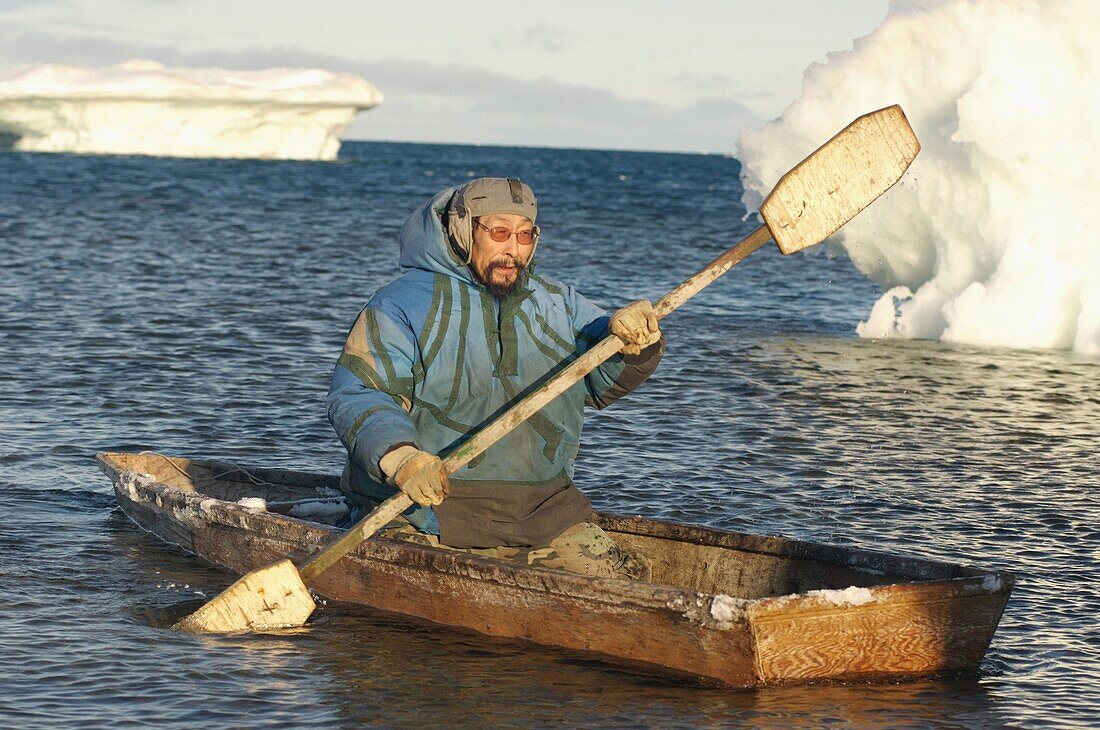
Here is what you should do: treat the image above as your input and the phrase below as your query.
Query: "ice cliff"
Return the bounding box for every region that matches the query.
[0,59,382,160]
[738,0,1100,355]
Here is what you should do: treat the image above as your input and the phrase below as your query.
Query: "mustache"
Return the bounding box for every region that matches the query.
[487,258,525,274]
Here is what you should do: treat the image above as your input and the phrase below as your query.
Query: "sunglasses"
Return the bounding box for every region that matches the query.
[475,221,539,245]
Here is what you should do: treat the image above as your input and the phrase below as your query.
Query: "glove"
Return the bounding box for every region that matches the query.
[610,300,662,355]
[380,445,449,507]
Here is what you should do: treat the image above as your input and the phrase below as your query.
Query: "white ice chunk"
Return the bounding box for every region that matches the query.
[709,594,747,624]
[857,285,914,339]
[0,59,382,160]
[804,586,876,607]
[236,497,268,512]
[738,0,1100,355]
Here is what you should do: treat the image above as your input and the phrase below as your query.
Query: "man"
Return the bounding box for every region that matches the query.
[327,177,663,580]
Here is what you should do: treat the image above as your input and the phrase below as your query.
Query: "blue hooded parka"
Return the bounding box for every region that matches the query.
[327,188,663,548]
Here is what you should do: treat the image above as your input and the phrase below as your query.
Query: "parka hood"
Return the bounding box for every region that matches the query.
[397,187,537,288]
[397,187,475,284]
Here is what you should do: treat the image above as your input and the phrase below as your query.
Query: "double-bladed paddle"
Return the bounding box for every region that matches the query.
[174,104,920,633]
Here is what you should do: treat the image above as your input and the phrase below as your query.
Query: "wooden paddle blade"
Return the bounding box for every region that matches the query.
[173,558,316,633]
[760,104,920,255]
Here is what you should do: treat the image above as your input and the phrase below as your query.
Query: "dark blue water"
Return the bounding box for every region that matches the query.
[1,141,1097,728]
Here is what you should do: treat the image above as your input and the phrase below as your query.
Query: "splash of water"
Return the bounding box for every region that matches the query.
[738,0,1100,355]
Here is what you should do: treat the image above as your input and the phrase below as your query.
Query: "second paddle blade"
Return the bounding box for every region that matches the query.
[174,558,316,633]
[760,104,920,255]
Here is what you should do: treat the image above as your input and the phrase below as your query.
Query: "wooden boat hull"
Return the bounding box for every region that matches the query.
[98,451,1014,687]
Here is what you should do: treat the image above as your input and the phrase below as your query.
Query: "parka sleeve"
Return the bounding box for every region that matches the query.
[569,289,665,410]
[326,305,421,483]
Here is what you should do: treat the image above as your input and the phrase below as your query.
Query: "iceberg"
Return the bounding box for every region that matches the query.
[737,0,1100,355]
[0,59,382,160]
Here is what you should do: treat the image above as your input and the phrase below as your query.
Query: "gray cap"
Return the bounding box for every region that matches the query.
[445,177,538,264]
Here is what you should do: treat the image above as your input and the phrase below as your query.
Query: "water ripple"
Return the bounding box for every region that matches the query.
[1,143,1097,728]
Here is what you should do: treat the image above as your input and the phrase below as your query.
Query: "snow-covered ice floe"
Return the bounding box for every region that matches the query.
[0,59,382,160]
[738,0,1100,355]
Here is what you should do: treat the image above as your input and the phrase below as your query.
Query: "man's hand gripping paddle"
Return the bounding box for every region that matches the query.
[174,105,920,633]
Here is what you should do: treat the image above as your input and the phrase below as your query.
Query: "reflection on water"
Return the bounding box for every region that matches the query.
[244,601,1011,729]
[1,142,1097,727]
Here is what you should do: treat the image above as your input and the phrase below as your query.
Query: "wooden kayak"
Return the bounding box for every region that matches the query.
[98,450,1013,687]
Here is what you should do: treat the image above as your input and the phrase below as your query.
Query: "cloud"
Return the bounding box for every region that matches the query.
[0,24,179,66]
[0,26,761,151]
[0,0,71,10]
[668,70,777,105]
[521,23,569,54]
[668,71,738,96]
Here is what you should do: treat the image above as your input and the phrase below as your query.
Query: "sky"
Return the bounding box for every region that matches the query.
[0,0,891,152]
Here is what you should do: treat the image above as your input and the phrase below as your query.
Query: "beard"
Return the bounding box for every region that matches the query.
[474,258,527,300]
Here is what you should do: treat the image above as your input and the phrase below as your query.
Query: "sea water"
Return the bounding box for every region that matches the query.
[1,141,1097,728]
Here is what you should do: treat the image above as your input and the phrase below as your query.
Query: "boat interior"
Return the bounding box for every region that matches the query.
[103,452,984,601]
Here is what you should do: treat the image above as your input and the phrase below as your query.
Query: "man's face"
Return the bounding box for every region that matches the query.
[469,213,536,299]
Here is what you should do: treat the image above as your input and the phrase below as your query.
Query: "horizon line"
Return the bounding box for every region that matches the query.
[342,136,740,159]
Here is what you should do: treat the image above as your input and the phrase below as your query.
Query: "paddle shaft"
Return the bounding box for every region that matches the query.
[299,224,772,582]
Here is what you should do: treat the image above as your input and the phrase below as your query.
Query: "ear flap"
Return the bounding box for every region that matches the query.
[445,190,474,265]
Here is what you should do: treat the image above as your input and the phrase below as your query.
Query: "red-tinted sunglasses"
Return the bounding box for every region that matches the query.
[475,221,539,245]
